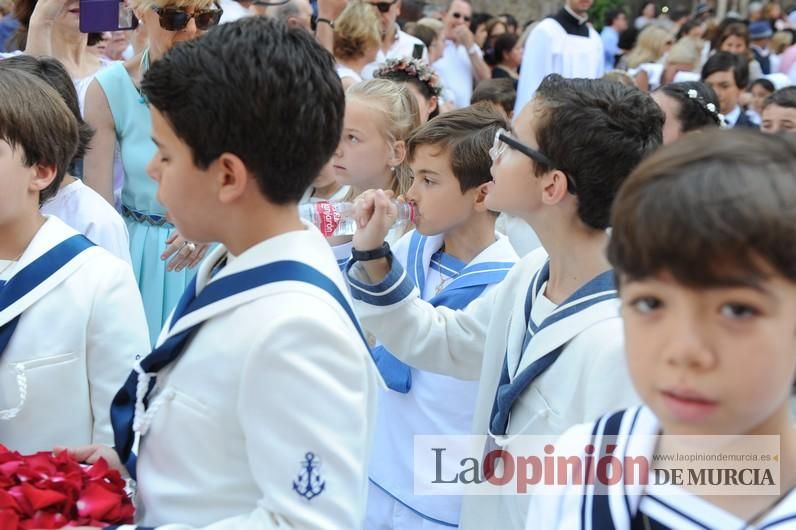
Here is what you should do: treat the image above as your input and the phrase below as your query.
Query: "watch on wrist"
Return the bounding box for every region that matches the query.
[315,17,334,29]
[351,242,391,262]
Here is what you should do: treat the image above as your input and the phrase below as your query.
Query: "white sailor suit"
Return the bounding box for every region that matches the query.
[366,231,518,529]
[525,406,796,530]
[347,247,639,530]
[108,222,380,530]
[0,216,148,453]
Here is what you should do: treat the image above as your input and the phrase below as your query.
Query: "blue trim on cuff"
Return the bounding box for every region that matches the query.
[346,254,416,306]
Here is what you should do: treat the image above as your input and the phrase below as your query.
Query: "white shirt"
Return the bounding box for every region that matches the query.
[219,0,251,23]
[362,26,428,80]
[434,40,475,108]
[724,105,742,127]
[335,64,363,84]
[41,179,132,265]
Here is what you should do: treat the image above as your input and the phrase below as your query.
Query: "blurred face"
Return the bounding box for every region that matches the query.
[506,41,523,68]
[474,23,488,47]
[750,83,773,113]
[489,21,507,38]
[486,101,544,217]
[287,0,314,32]
[720,35,747,54]
[0,140,51,229]
[405,82,436,124]
[333,99,394,191]
[406,145,481,236]
[54,0,81,32]
[139,2,219,60]
[106,31,131,60]
[642,2,655,18]
[429,35,444,63]
[651,91,684,145]
[567,0,594,16]
[761,104,796,134]
[621,271,796,436]
[704,69,740,114]
[444,0,472,40]
[148,108,218,243]
[615,13,628,31]
[367,0,400,36]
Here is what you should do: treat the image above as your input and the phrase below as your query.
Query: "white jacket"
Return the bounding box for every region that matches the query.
[122,223,380,530]
[348,247,639,530]
[0,216,148,453]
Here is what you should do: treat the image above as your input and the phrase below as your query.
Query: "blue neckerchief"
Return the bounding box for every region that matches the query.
[111,260,370,479]
[489,262,616,436]
[374,233,514,393]
[0,235,95,358]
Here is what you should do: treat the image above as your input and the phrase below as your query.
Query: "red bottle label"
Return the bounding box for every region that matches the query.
[315,202,342,237]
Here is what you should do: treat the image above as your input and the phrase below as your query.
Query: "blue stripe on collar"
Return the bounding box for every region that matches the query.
[407,231,428,294]
[429,250,466,277]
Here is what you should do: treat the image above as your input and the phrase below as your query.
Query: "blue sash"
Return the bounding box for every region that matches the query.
[111,260,370,478]
[0,235,95,358]
[374,233,514,393]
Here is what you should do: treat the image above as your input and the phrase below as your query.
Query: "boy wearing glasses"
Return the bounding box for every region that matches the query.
[347,75,664,530]
[65,17,379,530]
[362,0,428,79]
[433,0,491,108]
[365,104,518,530]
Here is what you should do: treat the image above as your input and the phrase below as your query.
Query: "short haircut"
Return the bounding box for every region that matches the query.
[142,16,345,205]
[608,130,796,287]
[0,69,79,204]
[0,56,94,163]
[714,21,749,50]
[531,75,664,230]
[701,51,750,88]
[750,77,776,94]
[604,8,626,27]
[333,0,381,61]
[471,78,516,116]
[762,86,796,110]
[489,32,519,65]
[655,81,722,131]
[406,103,509,192]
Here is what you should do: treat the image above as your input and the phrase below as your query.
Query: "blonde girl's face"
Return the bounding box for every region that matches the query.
[137,1,217,59]
[333,99,395,191]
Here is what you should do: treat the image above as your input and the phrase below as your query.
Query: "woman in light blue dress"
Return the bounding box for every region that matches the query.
[84,0,222,343]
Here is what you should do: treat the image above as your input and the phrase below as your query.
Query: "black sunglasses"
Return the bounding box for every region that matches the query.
[491,129,578,193]
[151,2,223,31]
[452,12,472,22]
[370,0,398,14]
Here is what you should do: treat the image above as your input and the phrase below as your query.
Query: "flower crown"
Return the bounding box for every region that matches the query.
[375,57,444,97]
[687,88,726,127]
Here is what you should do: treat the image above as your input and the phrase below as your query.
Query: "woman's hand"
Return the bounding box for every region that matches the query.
[161,231,209,272]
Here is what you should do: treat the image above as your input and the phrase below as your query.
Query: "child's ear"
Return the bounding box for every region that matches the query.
[216,152,250,205]
[540,169,571,206]
[389,140,407,168]
[472,182,490,212]
[29,164,57,194]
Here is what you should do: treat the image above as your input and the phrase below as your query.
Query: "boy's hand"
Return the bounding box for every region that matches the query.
[353,189,396,252]
[55,445,129,478]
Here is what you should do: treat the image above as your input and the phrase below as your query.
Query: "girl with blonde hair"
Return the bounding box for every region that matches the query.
[83,0,222,343]
[623,25,675,90]
[333,0,381,88]
[328,78,421,267]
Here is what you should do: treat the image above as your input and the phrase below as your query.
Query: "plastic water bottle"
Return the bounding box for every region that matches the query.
[299,200,414,237]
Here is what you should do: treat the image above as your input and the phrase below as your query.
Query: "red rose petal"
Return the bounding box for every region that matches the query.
[76,482,121,520]
[19,482,68,511]
[0,508,20,530]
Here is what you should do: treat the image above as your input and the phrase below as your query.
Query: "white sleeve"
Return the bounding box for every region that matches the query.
[514,25,554,116]
[86,261,149,446]
[84,217,133,266]
[345,255,507,381]
[114,305,375,530]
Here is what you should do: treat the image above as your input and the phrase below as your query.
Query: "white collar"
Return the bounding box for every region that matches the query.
[725,105,742,126]
[564,5,589,25]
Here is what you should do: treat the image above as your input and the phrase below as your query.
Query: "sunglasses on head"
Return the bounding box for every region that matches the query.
[151,1,223,31]
[370,0,398,14]
[452,12,471,22]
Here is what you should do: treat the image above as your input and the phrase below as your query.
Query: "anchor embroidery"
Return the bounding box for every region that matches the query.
[292,452,325,501]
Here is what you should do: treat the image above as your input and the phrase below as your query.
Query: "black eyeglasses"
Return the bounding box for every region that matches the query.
[490,128,578,193]
[369,0,398,13]
[151,2,223,31]
[452,12,472,22]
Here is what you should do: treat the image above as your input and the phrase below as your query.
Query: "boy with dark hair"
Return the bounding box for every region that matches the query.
[471,78,517,120]
[761,86,796,134]
[701,51,758,128]
[0,68,147,454]
[0,55,131,264]
[347,74,663,529]
[526,129,796,529]
[66,16,379,530]
[366,103,518,530]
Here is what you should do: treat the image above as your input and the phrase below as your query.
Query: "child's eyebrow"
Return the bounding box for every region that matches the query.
[150,137,162,148]
[416,168,440,176]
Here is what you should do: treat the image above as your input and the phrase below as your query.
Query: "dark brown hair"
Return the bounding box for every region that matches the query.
[471,78,516,116]
[762,86,796,110]
[0,69,79,204]
[531,75,664,230]
[406,102,508,193]
[608,129,796,287]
